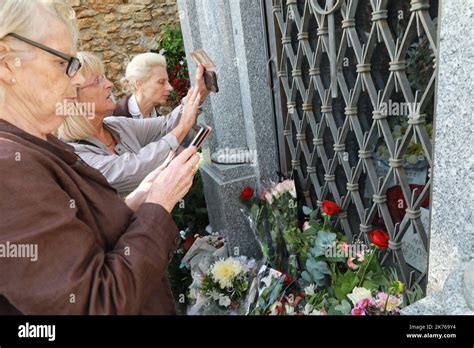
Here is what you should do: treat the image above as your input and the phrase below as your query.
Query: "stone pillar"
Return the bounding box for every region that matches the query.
[177,0,279,257]
[402,0,474,315]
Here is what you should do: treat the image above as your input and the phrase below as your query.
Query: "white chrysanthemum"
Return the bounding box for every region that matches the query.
[210,258,244,289]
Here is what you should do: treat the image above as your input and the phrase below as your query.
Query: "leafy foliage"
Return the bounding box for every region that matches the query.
[154,22,190,105]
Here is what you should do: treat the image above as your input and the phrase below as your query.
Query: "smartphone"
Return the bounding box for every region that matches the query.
[190,49,219,93]
[204,71,219,93]
[189,125,212,150]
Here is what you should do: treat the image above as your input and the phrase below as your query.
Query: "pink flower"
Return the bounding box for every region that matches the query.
[351,307,366,315]
[376,292,402,311]
[264,191,274,205]
[282,180,297,198]
[347,256,359,270]
[302,221,311,231]
[355,298,371,309]
[351,298,370,315]
[274,183,284,195]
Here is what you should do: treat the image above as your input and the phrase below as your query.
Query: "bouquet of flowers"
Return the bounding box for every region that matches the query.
[239,180,300,274]
[188,256,258,315]
[297,204,407,315]
[348,280,405,315]
[184,176,416,316]
[249,265,290,315]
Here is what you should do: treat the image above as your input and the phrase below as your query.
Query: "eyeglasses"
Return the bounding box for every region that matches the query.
[8,33,82,77]
[79,74,107,90]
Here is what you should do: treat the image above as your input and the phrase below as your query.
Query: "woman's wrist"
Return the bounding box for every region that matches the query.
[144,195,174,214]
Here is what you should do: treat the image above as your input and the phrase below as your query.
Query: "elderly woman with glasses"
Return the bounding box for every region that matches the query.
[0,0,199,315]
[58,51,202,197]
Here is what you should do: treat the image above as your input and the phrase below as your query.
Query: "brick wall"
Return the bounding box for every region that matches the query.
[65,0,179,96]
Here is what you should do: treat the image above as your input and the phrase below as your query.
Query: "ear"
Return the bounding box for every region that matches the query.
[135,80,143,92]
[0,42,17,85]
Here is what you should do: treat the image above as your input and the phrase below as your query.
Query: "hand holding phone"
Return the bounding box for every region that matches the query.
[190,49,219,93]
[189,125,212,150]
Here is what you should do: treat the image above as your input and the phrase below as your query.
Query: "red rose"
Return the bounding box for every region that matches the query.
[283,273,292,285]
[322,200,342,216]
[240,186,254,201]
[368,229,390,249]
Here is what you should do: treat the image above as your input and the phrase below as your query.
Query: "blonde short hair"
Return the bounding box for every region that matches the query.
[121,52,167,94]
[0,0,78,103]
[57,51,105,142]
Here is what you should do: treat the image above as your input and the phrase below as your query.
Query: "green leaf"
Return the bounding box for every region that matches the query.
[362,279,379,290]
[311,230,337,257]
[334,299,352,315]
[334,270,360,301]
[301,271,312,283]
[371,273,390,287]
[328,304,344,315]
[302,206,313,216]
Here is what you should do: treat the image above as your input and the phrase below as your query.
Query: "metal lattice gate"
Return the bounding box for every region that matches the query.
[264,0,439,291]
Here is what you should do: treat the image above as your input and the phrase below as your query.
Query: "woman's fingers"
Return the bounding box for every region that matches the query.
[186,153,200,169]
[161,151,176,168]
[146,149,199,212]
[193,93,202,107]
[189,85,200,104]
[171,146,198,165]
[185,88,194,101]
[195,63,205,81]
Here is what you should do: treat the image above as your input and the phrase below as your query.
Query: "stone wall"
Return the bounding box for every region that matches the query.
[401,0,474,315]
[65,0,179,96]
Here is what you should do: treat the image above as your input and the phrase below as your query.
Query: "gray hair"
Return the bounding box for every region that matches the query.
[0,0,78,103]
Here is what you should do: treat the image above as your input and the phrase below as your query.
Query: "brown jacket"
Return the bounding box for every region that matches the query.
[0,119,180,315]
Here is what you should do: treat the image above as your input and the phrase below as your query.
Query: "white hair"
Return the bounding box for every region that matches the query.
[0,0,78,103]
[121,52,167,94]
